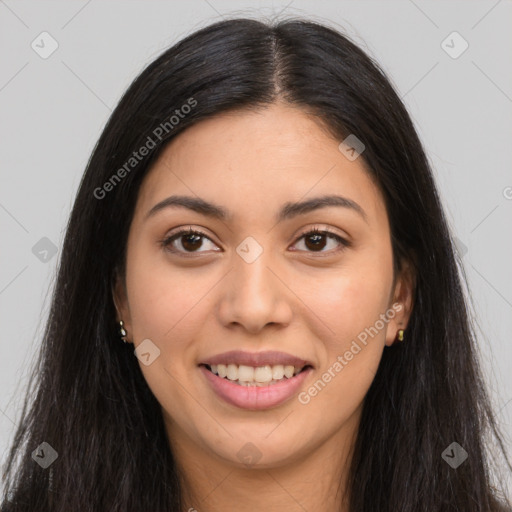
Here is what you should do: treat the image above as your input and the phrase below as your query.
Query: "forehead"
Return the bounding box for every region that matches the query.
[133,103,387,230]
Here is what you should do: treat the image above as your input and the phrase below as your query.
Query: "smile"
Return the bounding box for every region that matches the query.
[199,363,313,410]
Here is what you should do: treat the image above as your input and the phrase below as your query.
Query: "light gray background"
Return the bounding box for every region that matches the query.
[1,0,511,491]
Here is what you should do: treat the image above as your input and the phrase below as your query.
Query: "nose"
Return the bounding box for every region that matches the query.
[217,247,293,334]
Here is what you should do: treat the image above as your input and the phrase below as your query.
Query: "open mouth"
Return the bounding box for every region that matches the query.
[200,363,313,387]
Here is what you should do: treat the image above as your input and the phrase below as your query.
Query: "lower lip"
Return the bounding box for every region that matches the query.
[199,365,313,411]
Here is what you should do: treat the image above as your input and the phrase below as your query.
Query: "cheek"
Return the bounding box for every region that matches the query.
[300,262,393,349]
[124,249,208,421]
[125,245,210,343]
[297,272,390,419]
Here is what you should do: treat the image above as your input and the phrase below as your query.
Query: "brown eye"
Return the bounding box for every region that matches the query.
[292,228,349,254]
[179,232,203,251]
[161,226,349,258]
[162,228,219,255]
[304,232,328,251]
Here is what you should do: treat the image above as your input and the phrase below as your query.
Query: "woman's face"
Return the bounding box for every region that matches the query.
[114,102,412,470]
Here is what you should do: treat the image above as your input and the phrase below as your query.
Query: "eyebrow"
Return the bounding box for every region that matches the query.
[144,194,368,224]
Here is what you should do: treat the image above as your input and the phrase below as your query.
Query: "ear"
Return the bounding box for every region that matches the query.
[112,267,132,343]
[385,258,415,347]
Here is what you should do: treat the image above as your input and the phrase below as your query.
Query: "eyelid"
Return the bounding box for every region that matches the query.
[161,226,219,254]
[291,224,351,255]
[161,224,350,257]
[294,224,349,243]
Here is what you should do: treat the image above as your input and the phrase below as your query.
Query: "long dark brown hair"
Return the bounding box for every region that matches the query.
[1,17,511,511]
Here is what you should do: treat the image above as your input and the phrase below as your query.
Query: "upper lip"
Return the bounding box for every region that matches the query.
[200,350,314,368]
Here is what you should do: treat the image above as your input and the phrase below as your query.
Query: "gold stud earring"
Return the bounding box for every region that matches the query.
[119,320,128,343]
[396,329,404,342]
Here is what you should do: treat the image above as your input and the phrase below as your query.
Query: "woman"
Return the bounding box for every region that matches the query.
[1,17,510,512]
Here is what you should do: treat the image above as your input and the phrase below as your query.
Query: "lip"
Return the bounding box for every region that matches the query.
[200,364,313,410]
[200,350,314,368]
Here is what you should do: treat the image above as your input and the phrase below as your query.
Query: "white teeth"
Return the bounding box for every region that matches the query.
[217,364,227,378]
[272,365,284,379]
[238,380,281,387]
[238,365,254,381]
[254,365,273,383]
[226,364,238,381]
[206,363,306,385]
[284,365,295,378]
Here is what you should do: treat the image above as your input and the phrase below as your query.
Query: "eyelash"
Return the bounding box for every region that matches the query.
[160,225,350,258]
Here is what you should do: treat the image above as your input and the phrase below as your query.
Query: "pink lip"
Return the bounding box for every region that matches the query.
[199,365,313,410]
[200,350,313,368]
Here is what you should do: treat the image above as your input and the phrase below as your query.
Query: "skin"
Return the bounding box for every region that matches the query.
[113,101,414,512]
